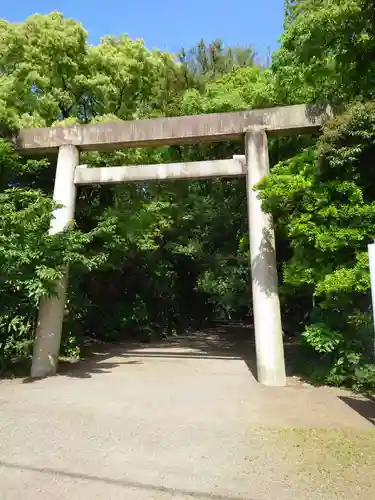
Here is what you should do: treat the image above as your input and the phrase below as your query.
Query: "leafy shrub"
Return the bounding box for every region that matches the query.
[353,364,375,393]
[0,141,112,371]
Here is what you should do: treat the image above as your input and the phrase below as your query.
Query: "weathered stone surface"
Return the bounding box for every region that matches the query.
[74,158,247,185]
[15,103,332,153]
[31,145,79,378]
[246,129,286,386]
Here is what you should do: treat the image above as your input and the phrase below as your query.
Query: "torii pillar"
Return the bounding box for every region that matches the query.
[245,129,286,386]
[31,145,79,377]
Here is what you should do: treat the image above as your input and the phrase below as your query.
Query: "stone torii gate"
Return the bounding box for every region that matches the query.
[16,103,330,386]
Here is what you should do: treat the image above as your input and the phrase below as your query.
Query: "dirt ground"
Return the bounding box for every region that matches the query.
[0,323,374,499]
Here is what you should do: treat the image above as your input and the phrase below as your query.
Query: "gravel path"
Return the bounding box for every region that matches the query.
[0,326,374,499]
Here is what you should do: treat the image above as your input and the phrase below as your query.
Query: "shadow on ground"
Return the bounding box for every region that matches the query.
[0,460,251,500]
[339,396,375,426]
[22,321,299,382]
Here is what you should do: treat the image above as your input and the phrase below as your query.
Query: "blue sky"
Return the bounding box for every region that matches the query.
[0,0,285,63]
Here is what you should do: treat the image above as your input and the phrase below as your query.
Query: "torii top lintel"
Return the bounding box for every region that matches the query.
[15,103,332,154]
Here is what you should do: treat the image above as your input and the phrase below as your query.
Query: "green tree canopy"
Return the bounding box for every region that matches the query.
[272,0,375,105]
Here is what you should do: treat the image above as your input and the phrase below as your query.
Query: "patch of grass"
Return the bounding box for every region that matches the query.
[278,428,375,491]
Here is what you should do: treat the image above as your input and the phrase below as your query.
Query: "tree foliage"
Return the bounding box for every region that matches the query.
[0,12,188,128]
[178,39,256,81]
[273,0,375,105]
[0,141,111,367]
